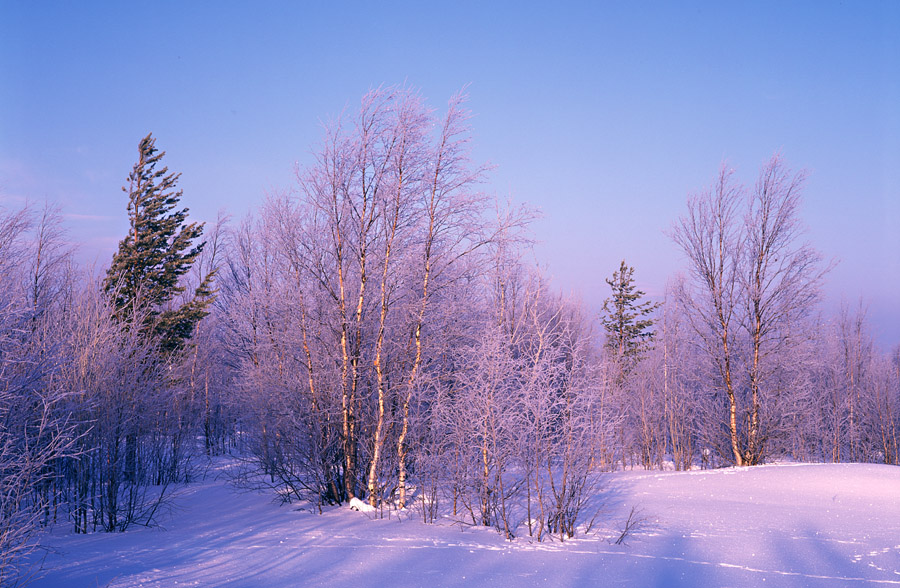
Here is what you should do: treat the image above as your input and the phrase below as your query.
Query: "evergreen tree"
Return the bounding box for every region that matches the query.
[104,133,215,352]
[600,260,660,359]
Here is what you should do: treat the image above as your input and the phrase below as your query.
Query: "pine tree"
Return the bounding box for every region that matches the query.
[600,260,660,360]
[104,133,215,352]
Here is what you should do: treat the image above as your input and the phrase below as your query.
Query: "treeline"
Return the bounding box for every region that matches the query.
[1,87,898,583]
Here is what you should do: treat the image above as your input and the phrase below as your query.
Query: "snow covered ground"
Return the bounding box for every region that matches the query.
[28,461,900,587]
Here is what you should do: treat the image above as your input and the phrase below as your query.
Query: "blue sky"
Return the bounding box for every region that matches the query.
[1,1,898,346]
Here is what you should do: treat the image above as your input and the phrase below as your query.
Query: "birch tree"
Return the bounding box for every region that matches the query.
[673,166,745,465]
[674,156,827,465]
[222,87,498,509]
[741,155,827,464]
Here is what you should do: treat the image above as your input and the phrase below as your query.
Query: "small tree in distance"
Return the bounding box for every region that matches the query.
[600,260,660,362]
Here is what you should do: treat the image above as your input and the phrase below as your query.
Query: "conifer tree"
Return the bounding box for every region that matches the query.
[104,133,214,352]
[600,260,660,360]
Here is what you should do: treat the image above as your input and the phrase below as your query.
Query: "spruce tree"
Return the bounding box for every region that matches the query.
[104,133,214,352]
[600,260,660,360]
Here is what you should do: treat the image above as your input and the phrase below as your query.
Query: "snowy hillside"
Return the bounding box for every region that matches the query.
[29,461,900,587]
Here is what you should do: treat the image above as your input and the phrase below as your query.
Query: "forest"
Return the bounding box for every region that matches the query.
[1,88,898,585]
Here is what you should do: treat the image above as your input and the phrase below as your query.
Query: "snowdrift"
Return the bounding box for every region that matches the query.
[30,462,900,587]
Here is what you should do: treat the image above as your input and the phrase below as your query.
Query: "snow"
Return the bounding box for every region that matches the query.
[28,461,900,587]
[348,497,376,513]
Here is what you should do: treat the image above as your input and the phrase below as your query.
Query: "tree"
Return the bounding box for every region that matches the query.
[673,166,745,466]
[657,280,698,471]
[104,133,214,353]
[741,156,827,464]
[600,261,660,361]
[218,87,503,510]
[673,156,827,466]
[102,134,215,495]
[0,202,78,584]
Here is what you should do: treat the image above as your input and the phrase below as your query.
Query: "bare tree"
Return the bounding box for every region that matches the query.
[673,156,827,466]
[659,279,697,471]
[839,301,873,461]
[673,166,745,465]
[0,203,78,584]
[219,87,503,511]
[741,156,828,464]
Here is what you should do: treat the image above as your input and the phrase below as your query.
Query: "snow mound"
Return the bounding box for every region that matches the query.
[348,496,376,513]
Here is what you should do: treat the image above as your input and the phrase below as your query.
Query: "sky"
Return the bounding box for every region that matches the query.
[1,1,898,347]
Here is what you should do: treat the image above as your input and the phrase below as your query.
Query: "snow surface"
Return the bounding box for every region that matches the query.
[28,461,900,587]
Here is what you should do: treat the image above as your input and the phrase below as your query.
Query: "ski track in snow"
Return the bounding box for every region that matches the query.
[27,461,900,587]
